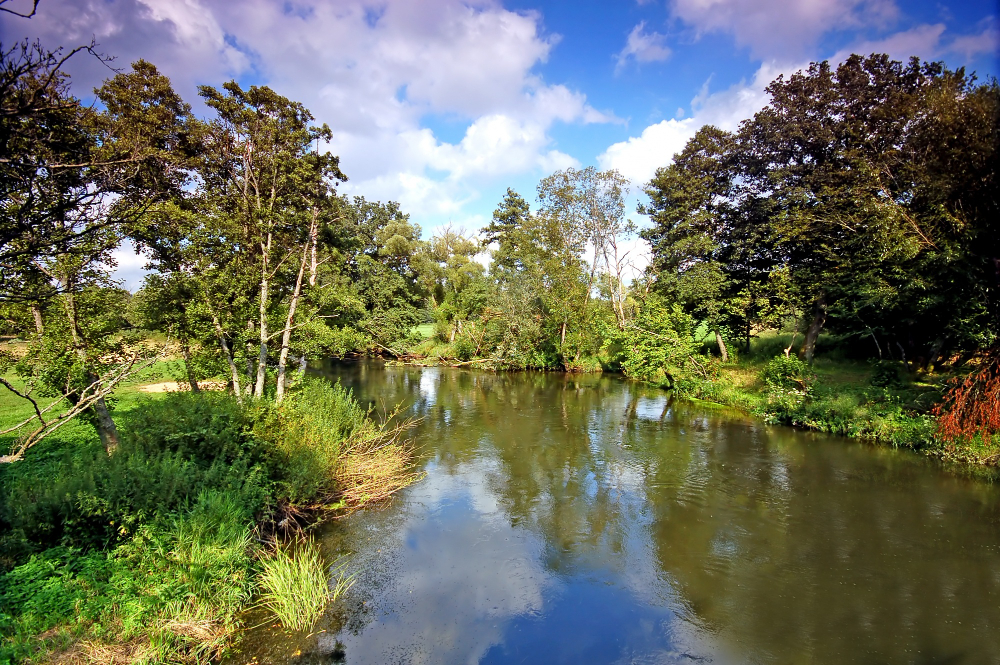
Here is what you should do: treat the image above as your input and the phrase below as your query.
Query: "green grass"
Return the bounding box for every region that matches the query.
[676,332,1000,468]
[0,490,256,664]
[412,323,435,340]
[0,373,416,663]
[257,542,352,632]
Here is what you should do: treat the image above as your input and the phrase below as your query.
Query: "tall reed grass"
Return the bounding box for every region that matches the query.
[256,541,353,632]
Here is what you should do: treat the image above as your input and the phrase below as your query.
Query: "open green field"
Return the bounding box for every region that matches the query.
[412,323,435,340]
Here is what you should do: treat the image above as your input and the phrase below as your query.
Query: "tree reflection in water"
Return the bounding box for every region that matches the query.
[231,361,1000,665]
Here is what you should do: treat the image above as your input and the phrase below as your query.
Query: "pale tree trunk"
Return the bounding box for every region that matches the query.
[254,233,272,398]
[603,237,629,329]
[30,305,43,335]
[181,341,200,392]
[580,235,602,325]
[276,226,313,403]
[715,330,729,362]
[784,307,800,357]
[801,293,827,363]
[784,332,798,358]
[308,212,319,287]
[245,320,254,394]
[63,288,119,453]
[204,300,242,403]
[91,401,119,454]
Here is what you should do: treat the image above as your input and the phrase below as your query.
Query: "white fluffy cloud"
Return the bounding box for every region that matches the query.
[669,0,899,59]
[598,63,779,184]
[0,0,609,227]
[598,14,995,188]
[829,20,1000,64]
[616,21,672,72]
[948,20,1000,60]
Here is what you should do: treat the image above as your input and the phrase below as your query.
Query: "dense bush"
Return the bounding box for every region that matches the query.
[761,354,816,395]
[1,393,270,555]
[253,379,367,504]
[0,491,254,664]
[603,297,698,385]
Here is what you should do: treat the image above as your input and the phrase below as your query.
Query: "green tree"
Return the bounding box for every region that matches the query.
[641,126,741,359]
[197,81,346,399]
[1,54,193,459]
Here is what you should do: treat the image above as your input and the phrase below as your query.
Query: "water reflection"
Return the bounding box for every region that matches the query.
[233,361,1000,665]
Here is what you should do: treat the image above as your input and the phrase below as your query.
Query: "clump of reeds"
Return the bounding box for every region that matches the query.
[334,410,423,509]
[257,541,353,632]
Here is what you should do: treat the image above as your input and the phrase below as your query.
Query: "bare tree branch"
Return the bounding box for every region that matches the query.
[0,0,40,19]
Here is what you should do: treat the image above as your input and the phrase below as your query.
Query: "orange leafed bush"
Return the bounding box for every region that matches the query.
[934,347,1000,445]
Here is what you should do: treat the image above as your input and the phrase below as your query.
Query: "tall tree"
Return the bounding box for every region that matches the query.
[1,55,192,458]
[198,81,346,398]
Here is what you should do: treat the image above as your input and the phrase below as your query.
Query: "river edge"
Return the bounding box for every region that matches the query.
[383,355,999,475]
[0,378,421,664]
[227,360,1000,665]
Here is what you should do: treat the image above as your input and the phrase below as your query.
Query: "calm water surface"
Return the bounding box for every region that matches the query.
[234,361,1000,665]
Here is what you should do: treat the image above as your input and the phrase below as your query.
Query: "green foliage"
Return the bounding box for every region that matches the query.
[642,54,998,362]
[868,360,905,388]
[256,541,350,632]
[0,379,393,662]
[761,355,816,395]
[1,394,268,554]
[254,378,366,504]
[603,297,698,385]
[0,490,254,664]
[452,334,476,362]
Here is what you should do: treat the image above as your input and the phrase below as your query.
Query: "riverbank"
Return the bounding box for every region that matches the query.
[404,330,998,470]
[0,366,419,664]
[684,362,998,470]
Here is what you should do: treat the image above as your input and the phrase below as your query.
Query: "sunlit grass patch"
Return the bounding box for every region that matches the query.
[256,542,353,632]
[412,323,435,340]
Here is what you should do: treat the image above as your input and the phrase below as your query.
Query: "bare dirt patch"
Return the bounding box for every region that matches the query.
[136,381,226,393]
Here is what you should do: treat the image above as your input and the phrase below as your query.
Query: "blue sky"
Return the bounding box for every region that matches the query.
[2,0,997,285]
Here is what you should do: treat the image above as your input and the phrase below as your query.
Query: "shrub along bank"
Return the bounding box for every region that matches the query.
[673,336,996,469]
[0,379,418,664]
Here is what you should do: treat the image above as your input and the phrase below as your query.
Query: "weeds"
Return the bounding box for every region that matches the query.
[256,542,353,632]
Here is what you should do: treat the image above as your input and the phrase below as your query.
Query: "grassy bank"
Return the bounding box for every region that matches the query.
[406,329,997,469]
[0,373,418,664]
[677,333,998,469]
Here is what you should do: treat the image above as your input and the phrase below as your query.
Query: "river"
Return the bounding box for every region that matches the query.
[233,361,1000,665]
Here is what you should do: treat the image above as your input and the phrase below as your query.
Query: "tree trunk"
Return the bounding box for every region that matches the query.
[801,294,828,363]
[308,208,319,287]
[91,393,120,454]
[245,320,254,393]
[181,341,200,392]
[62,288,120,454]
[715,330,729,362]
[560,320,567,347]
[254,234,272,398]
[926,337,945,371]
[30,305,43,335]
[276,232,312,403]
[205,302,242,403]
